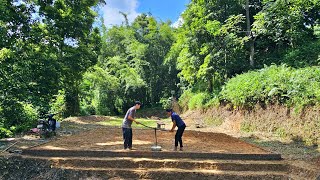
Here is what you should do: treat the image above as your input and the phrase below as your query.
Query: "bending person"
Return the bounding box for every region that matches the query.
[166,109,186,151]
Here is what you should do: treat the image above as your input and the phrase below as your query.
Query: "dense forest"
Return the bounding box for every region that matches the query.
[0,0,319,138]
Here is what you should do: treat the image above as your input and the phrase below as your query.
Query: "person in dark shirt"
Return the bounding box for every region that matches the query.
[166,109,186,151]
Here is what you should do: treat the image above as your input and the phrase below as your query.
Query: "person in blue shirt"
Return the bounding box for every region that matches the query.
[166,109,186,151]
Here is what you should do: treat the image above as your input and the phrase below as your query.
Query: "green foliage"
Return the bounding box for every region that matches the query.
[252,0,320,69]
[170,0,249,93]
[50,90,66,120]
[159,97,173,110]
[80,65,121,115]
[253,0,318,46]
[0,127,13,138]
[0,100,38,135]
[178,89,212,111]
[16,103,38,133]
[220,65,320,110]
[0,0,6,12]
[315,25,320,38]
[188,92,210,110]
[178,89,194,111]
[204,97,220,109]
[0,48,11,60]
[35,0,103,117]
[283,40,320,67]
[0,0,103,136]
[81,13,177,115]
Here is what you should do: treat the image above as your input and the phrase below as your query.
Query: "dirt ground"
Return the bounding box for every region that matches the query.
[181,110,320,168]
[1,115,319,169]
[32,128,268,154]
[31,117,269,154]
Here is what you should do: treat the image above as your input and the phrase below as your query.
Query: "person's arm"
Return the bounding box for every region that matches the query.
[128,115,140,124]
[170,120,176,132]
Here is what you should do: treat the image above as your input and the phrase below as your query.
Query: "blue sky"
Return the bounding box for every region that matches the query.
[102,0,190,27]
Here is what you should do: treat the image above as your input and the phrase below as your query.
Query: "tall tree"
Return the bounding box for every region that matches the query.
[132,14,178,104]
[0,0,49,128]
[252,0,320,67]
[80,13,177,115]
[168,0,248,93]
[37,0,104,116]
[253,0,319,47]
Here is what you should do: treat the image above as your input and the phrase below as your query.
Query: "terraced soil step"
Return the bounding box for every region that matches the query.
[22,149,282,161]
[56,167,290,180]
[287,161,320,180]
[22,156,288,172]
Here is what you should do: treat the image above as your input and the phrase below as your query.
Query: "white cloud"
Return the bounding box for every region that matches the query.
[171,16,184,28]
[103,0,140,27]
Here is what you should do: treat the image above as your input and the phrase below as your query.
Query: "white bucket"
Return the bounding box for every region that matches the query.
[151,145,162,151]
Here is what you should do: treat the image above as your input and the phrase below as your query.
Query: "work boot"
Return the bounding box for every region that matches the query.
[173,146,177,151]
[179,147,183,151]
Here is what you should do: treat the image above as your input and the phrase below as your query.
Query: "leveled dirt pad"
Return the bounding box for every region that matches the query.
[31,126,271,154]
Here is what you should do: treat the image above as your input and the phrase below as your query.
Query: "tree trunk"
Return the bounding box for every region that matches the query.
[64,85,80,117]
[246,0,255,67]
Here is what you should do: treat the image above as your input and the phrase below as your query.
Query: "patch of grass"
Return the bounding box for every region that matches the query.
[275,127,287,139]
[240,122,256,133]
[204,117,223,126]
[97,117,171,129]
[136,107,167,118]
[241,136,320,161]
[98,118,122,127]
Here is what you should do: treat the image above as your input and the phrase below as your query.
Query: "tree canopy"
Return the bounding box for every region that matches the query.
[0,0,319,138]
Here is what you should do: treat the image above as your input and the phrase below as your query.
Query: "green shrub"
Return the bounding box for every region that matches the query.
[220,65,320,110]
[50,90,66,119]
[0,127,13,138]
[13,103,38,133]
[80,104,96,115]
[204,96,220,109]
[0,100,38,134]
[284,40,320,67]
[178,89,194,111]
[160,97,173,109]
[22,103,38,131]
[188,92,210,110]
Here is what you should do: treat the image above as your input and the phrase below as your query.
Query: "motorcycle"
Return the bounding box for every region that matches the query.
[37,113,57,138]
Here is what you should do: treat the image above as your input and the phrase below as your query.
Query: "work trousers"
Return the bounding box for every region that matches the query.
[122,128,132,149]
[175,125,186,147]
